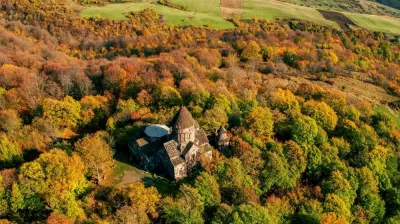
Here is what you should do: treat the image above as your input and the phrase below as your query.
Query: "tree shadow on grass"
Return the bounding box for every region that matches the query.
[142,175,180,197]
[114,149,180,197]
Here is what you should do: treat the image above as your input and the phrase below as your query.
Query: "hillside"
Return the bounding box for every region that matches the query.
[80,0,400,35]
[1,0,400,223]
[281,0,400,17]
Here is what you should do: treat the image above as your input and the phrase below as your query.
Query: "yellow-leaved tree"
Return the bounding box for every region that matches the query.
[74,131,114,184]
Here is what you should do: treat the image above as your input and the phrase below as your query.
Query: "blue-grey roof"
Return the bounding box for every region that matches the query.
[145,124,170,138]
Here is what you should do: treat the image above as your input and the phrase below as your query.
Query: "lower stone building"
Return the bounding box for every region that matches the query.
[129,107,212,180]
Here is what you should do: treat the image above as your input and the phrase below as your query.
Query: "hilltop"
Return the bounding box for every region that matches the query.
[80,0,400,34]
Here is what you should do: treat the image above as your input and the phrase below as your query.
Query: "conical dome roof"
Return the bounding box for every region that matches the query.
[218,126,227,135]
[174,107,195,129]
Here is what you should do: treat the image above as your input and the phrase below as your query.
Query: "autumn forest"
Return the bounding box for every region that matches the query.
[0,0,400,223]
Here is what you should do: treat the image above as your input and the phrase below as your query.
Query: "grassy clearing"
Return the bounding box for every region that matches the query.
[168,0,221,16]
[242,0,341,29]
[374,105,400,128]
[111,150,178,195]
[80,2,234,29]
[112,151,142,185]
[344,12,400,35]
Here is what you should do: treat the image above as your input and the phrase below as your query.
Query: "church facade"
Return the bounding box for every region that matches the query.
[129,107,213,180]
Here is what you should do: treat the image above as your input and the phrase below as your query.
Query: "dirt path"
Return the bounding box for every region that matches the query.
[220,0,243,19]
[119,168,146,185]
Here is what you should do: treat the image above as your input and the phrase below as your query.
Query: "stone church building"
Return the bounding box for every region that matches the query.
[129,107,213,180]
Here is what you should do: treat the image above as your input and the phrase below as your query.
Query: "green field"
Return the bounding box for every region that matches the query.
[168,0,221,16]
[281,0,400,17]
[242,0,340,29]
[345,12,400,35]
[80,1,234,29]
[80,0,400,34]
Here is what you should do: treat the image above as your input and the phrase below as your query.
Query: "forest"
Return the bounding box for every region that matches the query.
[0,0,400,223]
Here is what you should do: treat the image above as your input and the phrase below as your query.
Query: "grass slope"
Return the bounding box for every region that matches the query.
[281,0,400,17]
[344,12,400,34]
[168,0,221,16]
[80,0,400,34]
[80,1,234,29]
[242,0,340,29]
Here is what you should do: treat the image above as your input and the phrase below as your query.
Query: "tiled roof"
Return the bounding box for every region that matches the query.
[136,138,148,147]
[196,129,209,145]
[182,141,195,157]
[201,143,213,153]
[163,140,180,159]
[171,157,185,166]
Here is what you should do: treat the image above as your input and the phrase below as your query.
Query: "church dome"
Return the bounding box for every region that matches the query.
[174,107,195,130]
[218,126,227,135]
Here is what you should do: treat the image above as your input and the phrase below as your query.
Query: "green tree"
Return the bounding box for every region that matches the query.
[217,158,257,205]
[10,183,24,214]
[19,149,86,218]
[260,151,290,192]
[228,203,271,224]
[283,50,299,68]
[322,170,356,208]
[372,110,396,138]
[155,86,182,109]
[201,106,228,132]
[306,145,323,180]
[245,106,274,139]
[0,134,22,168]
[269,88,300,113]
[291,115,319,146]
[162,185,204,224]
[331,137,350,158]
[302,100,338,132]
[283,141,306,185]
[323,194,352,222]
[319,144,342,175]
[265,196,294,223]
[357,167,379,198]
[337,120,378,154]
[359,193,385,223]
[212,203,233,224]
[315,126,328,146]
[296,199,323,224]
[240,147,264,185]
[116,98,139,113]
[0,176,8,217]
[194,172,221,208]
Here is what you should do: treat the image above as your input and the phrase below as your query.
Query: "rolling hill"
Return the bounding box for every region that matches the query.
[80,0,400,35]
